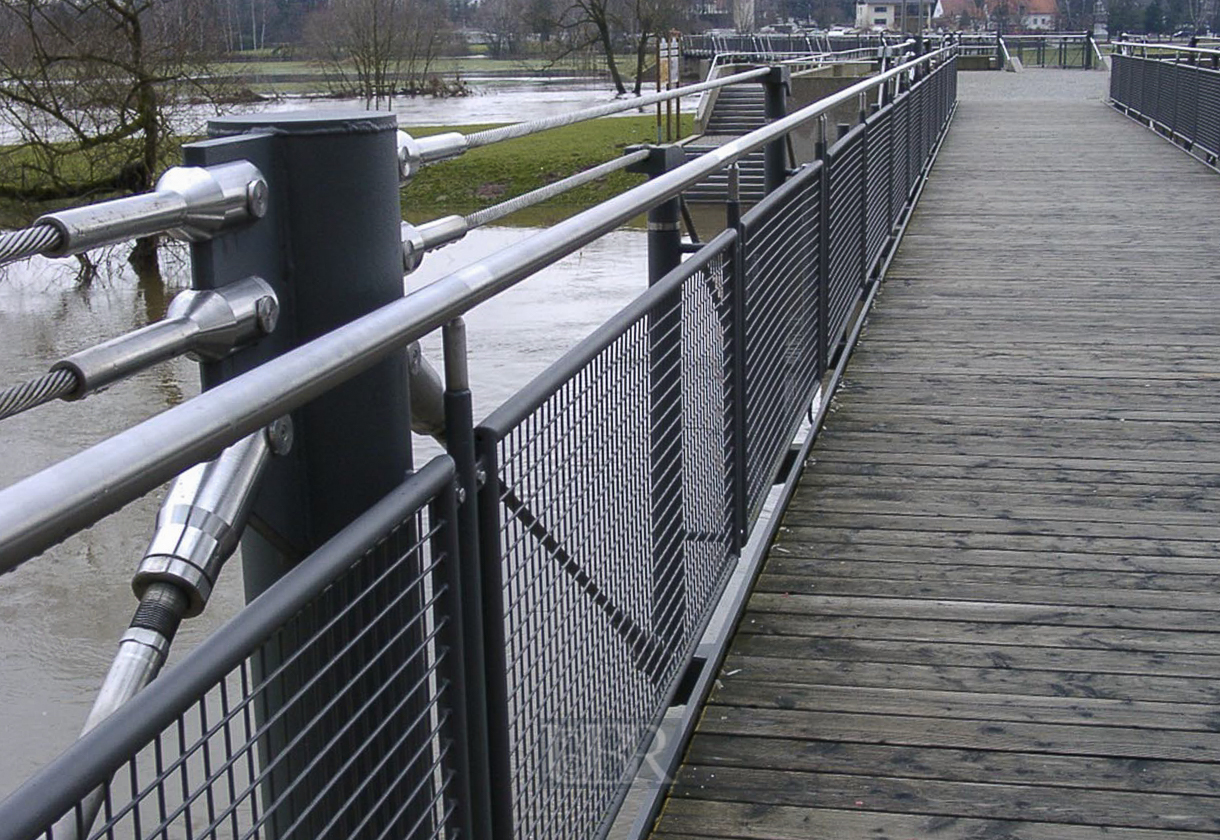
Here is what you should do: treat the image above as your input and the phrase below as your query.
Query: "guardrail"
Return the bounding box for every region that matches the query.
[1110,41,1220,168]
[1002,32,1101,68]
[682,32,897,59]
[0,46,958,840]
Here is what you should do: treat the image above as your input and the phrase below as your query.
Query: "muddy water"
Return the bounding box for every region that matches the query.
[0,78,698,145]
[0,222,649,800]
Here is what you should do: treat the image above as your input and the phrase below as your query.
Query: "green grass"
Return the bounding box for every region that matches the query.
[0,113,690,229]
[401,114,690,222]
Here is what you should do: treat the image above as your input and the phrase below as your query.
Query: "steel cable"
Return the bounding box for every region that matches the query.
[0,368,79,421]
[464,148,652,230]
[0,224,62,267]
[461,67,772,150]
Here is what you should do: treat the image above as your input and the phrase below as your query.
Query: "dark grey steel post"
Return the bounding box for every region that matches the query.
[442,318,496,840]
[996,33,1005,71]
[726,166,748,550]
[472,428,514,840]
[628,145,687,679]
[816,117,832,369]
[1085,31,1094,69]
[184,111,413,839]
[762,66,791,194]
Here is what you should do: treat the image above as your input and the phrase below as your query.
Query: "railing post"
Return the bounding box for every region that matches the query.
[1085,31,1094,70]
[816,115,832,371]
[761,65,791,194]
[726,165,748,550]
[628,144,689,674]
[184,112,414,838]
[442,318,497,840]
[471,428,514,840]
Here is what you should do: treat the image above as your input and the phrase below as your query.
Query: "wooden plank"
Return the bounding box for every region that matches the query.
[714,653,1220,705]
[671,766,1220,832]
[739,613,1220,655]
[775,525,1220,559]
[762,542,1220,575]
[729,633,1220,680]
[745,591,1220,633]
[708,680,1220,732]
[763,557,1220,591]
[697,705,1220,762]
[657,799,1196,840]
[753,572,1220,612]
[686,735,1220,796]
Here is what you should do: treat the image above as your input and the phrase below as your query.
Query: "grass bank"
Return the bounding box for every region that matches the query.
[402,114,690,222]
[0,113,691,230]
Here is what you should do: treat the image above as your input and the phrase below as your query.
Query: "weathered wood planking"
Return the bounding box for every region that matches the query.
[650,74,1220,839]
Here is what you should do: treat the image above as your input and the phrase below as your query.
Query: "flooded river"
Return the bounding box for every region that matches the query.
[0,221,650,800]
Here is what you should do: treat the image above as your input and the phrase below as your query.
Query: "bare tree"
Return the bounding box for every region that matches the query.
[557,0,628,94]
[304,0,453,109]
[0,0,232,271]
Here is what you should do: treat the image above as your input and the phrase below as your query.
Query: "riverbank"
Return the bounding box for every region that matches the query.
[403,114,689,222]
[0,113,690,230]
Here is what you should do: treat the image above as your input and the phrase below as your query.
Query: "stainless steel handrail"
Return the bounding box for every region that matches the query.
[0,47,955,572]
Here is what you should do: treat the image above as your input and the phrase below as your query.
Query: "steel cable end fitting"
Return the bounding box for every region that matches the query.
[400,216,468,274]
[132,419,292,617]
[35,160,268,257]
[396,130,468,185]
[51,276,278,398]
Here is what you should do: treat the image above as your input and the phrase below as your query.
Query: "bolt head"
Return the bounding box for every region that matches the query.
[256,296,280,334]
[246,179,269,219]
[266,416,294,456]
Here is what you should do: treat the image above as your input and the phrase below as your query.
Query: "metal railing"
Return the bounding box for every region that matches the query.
[1002,32,1102,68]
[0,46,959,840]
[682,32,897,59]
[1110,41,1220,167]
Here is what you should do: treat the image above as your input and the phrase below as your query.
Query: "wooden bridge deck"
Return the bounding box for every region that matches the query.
[652,73,1220,838]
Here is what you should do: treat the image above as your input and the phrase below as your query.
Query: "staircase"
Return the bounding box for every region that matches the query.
[685,85,770,203]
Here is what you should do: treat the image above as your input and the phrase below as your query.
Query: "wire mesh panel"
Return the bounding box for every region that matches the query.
[740,165,821,526]
[890,93,910,223]
[0,458,467,840]
[865,107,893,273]
[827,128,866,350]
[1112,54,1220,160]
[1200,68,1220,157]
[477,232,739,840]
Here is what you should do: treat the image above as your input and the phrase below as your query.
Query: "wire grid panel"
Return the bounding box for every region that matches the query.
[1200,67,1220,157]
[890,93,910,223]
[26,467,464,840]
[485,243,738,840]
[827,130,865,350]
[740,165,821,527]
[865,109,893,272]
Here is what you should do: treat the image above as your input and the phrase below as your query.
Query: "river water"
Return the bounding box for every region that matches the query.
[0,219,651,799]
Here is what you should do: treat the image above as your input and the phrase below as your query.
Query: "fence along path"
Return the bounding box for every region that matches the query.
[651,73,1220,837]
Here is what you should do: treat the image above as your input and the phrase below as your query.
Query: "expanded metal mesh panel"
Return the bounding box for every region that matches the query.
[483,239,738,840]
[740,166,821,526]
[828,132,865,349]
[15,463,463,840]
[866,111,892,271]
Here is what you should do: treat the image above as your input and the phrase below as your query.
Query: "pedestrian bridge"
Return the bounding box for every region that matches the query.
[0,42,1218,840]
